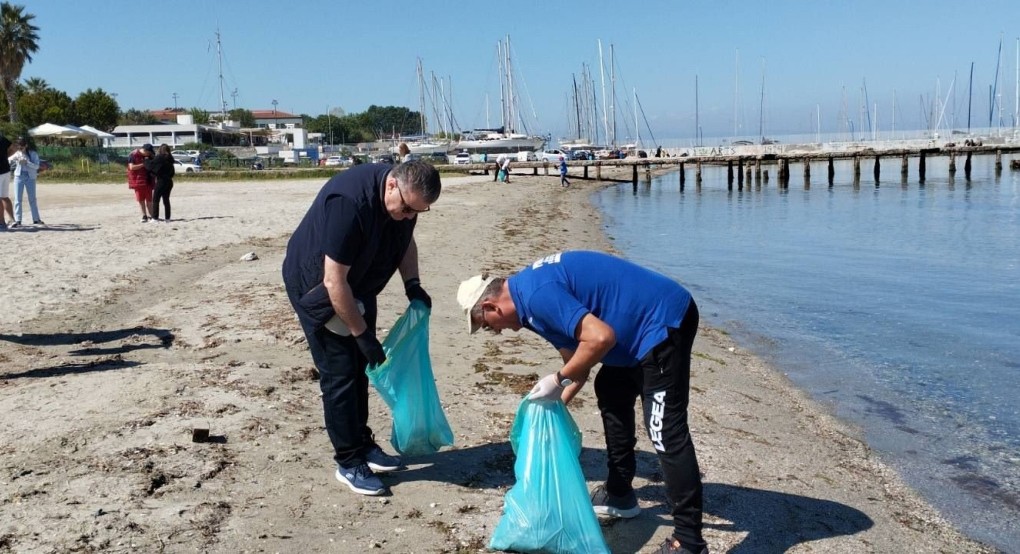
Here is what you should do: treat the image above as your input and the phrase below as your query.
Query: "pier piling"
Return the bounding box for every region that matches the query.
[727,160,734,189]
[919,152,926,183]
[828,157,835,187]
[995,150,1002,171]
[679,162,685,190]
[873,156,880,183]
[949,151,956,173]
[901,154,909,176]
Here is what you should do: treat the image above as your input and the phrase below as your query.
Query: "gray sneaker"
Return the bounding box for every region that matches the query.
[591,483,641,518]
[335,462,386,496]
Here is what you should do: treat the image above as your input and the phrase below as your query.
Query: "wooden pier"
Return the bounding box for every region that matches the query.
[448,143,1020,187]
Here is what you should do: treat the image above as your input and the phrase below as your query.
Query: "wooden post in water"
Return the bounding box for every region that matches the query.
[919,152,926,183]
[632,164,638,188]
[583,164,589,179]
[763,169,769,183]
[727,160,734,189]
[873,155,880,183]
[803,159,811,180]
[738,158,745,189]
[901,154,909,176]
[828,156,835,186]
[679,162,685,191]
[853,156,861,180]
[949,151,956,173]
[995,149,1002,170]
[745,165,752,183]
[696,160,703,185]
[596,161,602,181]
[754,159,762,183]
[964,152,972,179]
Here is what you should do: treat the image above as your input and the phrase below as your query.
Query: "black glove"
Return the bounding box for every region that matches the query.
[404,277,432,308]
[354,331,386,366]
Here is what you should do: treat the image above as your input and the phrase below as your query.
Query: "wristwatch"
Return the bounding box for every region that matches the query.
[556,371,573,387]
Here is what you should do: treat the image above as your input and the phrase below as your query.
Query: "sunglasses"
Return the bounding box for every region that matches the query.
[395,183,430,214]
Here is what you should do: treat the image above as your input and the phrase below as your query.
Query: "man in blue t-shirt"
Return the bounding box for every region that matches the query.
[458,251,707,554]
[283,161,440,497]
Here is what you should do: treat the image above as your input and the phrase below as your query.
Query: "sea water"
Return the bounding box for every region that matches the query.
[593,154,1020,551]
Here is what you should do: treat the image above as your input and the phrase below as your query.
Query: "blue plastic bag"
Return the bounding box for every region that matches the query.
[366,301,454,456]
[489,399,610,553]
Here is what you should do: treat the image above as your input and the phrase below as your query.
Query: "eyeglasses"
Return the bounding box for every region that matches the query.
[395,183,430,214]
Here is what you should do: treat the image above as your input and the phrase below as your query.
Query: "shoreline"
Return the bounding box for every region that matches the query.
[0,172,995,552]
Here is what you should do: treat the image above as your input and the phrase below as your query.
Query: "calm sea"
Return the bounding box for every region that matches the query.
[592,154,1020,551]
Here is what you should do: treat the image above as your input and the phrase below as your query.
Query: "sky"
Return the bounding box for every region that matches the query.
[20,0,1020,144]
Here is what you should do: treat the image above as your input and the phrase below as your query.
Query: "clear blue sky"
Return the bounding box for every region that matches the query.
[21,0,1020,142]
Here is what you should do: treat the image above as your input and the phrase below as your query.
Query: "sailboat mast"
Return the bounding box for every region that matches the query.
[990,36,1002,127]
[572,75,582,140]
[758,58,766,143]
[610,44,617,147]
[968,62,974,133]
[497,40,507,131]
[417,59,427,135]
[634,87,639,149]
[598,40,609,145]
[506,35,515,134]
[216,29,227,120]
[695,74,700,146]
[734,49,740,138]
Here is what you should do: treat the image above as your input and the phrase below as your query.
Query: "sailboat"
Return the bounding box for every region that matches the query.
[455,35,546,154]
[392,58,453,156]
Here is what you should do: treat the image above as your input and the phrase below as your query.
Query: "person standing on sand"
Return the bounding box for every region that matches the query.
[0,132,13,231]
[558,155,570,188]
[8,137,43,227]
[127,143,155,222]
[458,250,708,554]
[145,144,176,222]
[282,160,440,497]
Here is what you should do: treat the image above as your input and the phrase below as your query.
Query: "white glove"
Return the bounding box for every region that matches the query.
[528,373,565,402]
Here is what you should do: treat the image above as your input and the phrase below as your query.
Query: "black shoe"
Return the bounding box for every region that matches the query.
[32,220,44,225]
[655,537,708,554]
[591,483,641,518]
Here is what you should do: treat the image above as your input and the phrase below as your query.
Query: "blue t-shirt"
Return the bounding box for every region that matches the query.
[507,251,692,367]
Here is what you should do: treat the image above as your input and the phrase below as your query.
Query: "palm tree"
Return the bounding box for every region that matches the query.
[0,2,40,123]
[23,76,48,94]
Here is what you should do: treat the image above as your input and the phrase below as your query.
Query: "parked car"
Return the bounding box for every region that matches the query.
[324,155,344,166]
[171,150,196,163]
[173,159,202,173]
[426,152,449,164]
[453,150,471,165]
[540,149,569,162]
[374,153,395,164]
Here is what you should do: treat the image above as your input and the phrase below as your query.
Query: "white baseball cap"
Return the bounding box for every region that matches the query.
[457,275,494,334]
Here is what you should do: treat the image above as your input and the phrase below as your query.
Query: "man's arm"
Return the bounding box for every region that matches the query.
[323,254,368,336]
[557,314,616,404]
[397,236,419,283]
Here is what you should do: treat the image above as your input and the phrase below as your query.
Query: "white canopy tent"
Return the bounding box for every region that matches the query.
[80,125,115,147]
[28,122,85,139]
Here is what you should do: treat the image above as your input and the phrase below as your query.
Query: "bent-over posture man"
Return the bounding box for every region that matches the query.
[458,250,707,554]
[283,161,440,496]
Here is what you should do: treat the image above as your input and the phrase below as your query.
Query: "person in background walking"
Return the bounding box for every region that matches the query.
[145,144,176,222]
[127,143,155,222]
[559,155,570,188]
[0,132,13,231]
[8,137,43,227]
[398,142,412,163]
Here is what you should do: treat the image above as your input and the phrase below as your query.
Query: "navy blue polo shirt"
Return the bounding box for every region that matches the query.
[283,164,415,328]
[0,135,10,174]
[507,251,692,367]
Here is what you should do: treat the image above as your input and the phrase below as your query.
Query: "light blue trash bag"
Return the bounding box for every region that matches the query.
[366,300,454,456]
[489,398,611,554]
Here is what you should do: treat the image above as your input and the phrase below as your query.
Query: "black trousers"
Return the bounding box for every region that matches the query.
[288,288,379,467]
[593,300,704,549]
[152,181,173,220]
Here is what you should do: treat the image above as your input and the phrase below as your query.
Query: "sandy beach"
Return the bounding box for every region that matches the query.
[0,169,995,553]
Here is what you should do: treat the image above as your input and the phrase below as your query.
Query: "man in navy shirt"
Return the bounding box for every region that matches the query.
[283,161,440,496]
[458,251,707,554]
